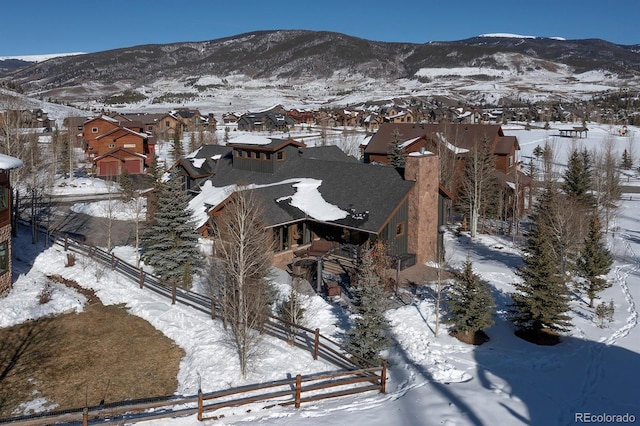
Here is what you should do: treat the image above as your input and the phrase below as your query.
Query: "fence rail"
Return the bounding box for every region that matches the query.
[0,227,384,425]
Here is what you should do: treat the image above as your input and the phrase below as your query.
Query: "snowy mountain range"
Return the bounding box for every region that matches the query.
[1,30,639,115]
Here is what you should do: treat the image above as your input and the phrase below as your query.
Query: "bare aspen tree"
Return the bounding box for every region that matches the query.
[460,135,495,239]
[209,188,274,377]
[337,130,364,159]
[592,137,621,230]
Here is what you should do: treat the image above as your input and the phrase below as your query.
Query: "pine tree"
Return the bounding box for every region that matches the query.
[563,147,594,206]
[620,148,633,169]
[346,246,391,364]
[510,185,572,339]
[141,176,201,288]
[446,259,495,337]
[119,169,135,202]
[576,215,613,307]
[172,127,184,160]
[533,145,543,159]
[387,128,406,167]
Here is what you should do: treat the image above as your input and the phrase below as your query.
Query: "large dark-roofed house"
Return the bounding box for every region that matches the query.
[173,136,445,267]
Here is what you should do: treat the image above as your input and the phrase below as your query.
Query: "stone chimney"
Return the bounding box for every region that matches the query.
[404,152,439,264]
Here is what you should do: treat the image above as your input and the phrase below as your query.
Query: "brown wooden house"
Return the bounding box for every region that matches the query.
[82,115,155,177]
[0,154,23,296]
[364,122,532,211]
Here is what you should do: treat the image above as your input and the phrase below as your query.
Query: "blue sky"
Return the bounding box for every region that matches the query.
[2,0,638,56]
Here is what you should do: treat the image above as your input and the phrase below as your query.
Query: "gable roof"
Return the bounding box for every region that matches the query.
[95,126,148,141]
[365,123,506,156]
[187,146,414,233]
[94,147,147,162]
[227,137,306,151]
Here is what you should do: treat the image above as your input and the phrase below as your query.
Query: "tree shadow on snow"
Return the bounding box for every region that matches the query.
[453,233,523,270]
[473,325,640,425]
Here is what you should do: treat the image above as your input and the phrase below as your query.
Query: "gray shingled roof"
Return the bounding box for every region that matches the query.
[191,145,414,233]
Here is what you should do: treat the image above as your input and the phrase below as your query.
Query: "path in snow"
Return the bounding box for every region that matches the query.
[565,221,639,423]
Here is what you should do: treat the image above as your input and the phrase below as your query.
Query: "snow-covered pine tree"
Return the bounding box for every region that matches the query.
[576,214,613,307]
[345,246,391,364]
[510,184,572,342]
[141,175,201,288]
[446,258,495,341]
[387,128,406,168]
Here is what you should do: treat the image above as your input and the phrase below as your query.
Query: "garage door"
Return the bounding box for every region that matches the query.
[99,161,119,176]
[124,159,142,174]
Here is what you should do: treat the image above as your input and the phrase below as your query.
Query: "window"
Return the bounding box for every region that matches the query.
[395,222,405,237]
[276,151,284,161]
[108,143,115,149]
[0,186,8,211]
[0,241,8,276]
[265,152,272,160]
[92,127,98,133]
[509,155,514,167]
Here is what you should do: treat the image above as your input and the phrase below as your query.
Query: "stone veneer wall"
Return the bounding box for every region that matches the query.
[405,153,440,264]
[0,224,12,296]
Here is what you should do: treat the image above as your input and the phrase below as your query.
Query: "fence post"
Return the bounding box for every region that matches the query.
[82,407,88,426]
[210,298,215,319]
[64,237,68,251]
[111,253,116,269]
[197,388,203,421]
[313,328,320,360]
[139,270,144,289]
[172,282,176,305]
[380,360,387,394]
[294,374,302,408]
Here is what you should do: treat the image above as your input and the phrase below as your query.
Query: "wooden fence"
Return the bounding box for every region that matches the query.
[197,365,386,421]
[0,229,386,425]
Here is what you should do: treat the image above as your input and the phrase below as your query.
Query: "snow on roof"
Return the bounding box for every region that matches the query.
[360,134,373,146]
[189,178,347,228]
[0,153,24,170]
[190,158,206,168]
[277,178,348,221]
[227,134,274,145]
[400,136,422,149]
[185,147,202,159]
[434,132,469,154]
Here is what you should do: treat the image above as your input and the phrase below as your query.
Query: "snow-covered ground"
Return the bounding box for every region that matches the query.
[1,123,639,425]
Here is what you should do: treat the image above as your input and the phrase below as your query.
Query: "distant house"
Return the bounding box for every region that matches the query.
[0,154,23,296]
[154,113,184,139]
[82,115,155,176]
[237,106,295,131]
[174,137,447,266]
